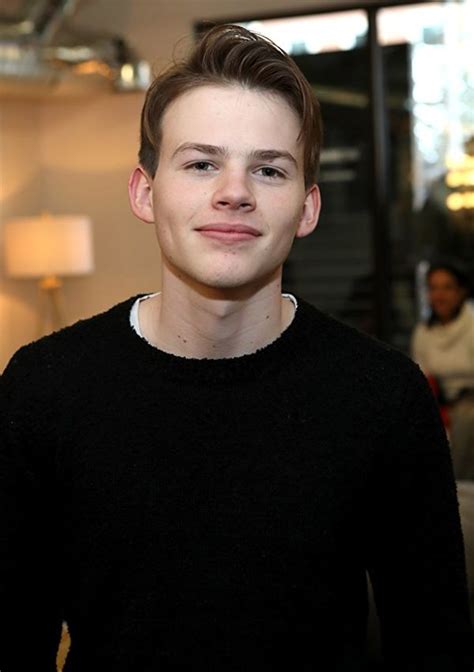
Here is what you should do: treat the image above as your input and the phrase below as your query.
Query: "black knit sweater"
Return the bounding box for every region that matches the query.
[1,296,472,671]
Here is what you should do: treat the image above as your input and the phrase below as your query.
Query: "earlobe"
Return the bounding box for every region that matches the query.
[128,165,155,223]
[296,184,321,239]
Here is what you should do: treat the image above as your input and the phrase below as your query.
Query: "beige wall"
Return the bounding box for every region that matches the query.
[0,0,375,370]
[0,101,43,367]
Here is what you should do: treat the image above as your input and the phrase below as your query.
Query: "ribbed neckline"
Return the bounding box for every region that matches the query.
[114,294,314,385]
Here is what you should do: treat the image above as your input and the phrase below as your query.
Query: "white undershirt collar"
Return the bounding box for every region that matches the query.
[129,292,298,345]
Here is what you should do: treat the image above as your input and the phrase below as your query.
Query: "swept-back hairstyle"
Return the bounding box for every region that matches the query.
[139,23,323,188]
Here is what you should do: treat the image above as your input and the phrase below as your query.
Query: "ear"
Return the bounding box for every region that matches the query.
[128,165,155,223]
[295,184,321,239]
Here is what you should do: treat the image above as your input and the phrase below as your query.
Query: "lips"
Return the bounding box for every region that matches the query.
[196,224,261,236]
[195,223,261,243]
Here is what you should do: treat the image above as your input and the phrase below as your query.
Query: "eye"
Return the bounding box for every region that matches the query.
[186,161,215,172]
[257,166,285,179]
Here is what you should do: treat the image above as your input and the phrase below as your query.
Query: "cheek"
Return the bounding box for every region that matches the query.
[273,189,306,222]
[429,293,445,306]
[153,192,199,233]
[439,289,458,301]
[275,203,305,239]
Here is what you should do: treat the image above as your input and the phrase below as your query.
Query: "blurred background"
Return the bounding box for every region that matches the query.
[0,0,473,366]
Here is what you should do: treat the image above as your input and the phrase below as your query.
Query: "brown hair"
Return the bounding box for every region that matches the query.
[139,23,323,188]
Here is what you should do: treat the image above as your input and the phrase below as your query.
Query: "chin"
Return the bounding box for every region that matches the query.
[174,257,282,293]
[192,269,275,294]
[198,277,256,292]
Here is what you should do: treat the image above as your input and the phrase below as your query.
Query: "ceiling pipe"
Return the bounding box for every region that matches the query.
[42,36,151,91]
[0,0,150,93]
[0,0,78,42]
[29,0,78,44]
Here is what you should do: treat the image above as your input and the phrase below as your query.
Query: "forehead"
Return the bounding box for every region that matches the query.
[160,84,303,158]
[428,270,459,286]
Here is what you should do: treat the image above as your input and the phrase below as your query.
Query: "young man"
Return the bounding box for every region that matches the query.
[1,24,472,671]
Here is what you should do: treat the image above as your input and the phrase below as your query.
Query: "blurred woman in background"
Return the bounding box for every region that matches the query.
[411,260,474,479]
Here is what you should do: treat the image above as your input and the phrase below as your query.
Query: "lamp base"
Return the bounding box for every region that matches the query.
[37,275,64,336]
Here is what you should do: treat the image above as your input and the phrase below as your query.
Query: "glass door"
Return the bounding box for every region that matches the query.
[241,12,375,335]
[379,1,474,348]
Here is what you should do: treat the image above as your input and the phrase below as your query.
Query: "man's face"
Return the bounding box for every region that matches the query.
[130,84,320,292]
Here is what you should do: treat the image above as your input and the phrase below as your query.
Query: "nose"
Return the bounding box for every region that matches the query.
[211,168,256,211]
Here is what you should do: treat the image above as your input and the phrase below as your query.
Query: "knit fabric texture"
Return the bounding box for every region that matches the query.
[1,295,472,671]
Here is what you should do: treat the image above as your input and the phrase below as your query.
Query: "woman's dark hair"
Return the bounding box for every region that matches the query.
[427,259,471,291]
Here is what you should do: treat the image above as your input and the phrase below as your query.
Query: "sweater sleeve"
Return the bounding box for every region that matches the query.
[0,348,63,671]
[367,362,473,671]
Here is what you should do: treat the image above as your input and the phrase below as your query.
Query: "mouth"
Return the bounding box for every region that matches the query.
[195,224,261,243]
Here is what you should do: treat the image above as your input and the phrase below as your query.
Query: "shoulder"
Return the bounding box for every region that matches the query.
[1,295,140,397]
[296,297,428,404]
[296,300,446,455]
[464,301,474,323]
[297,297,414,367]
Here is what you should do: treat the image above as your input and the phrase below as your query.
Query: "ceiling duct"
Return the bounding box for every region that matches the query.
[0,0,151,97]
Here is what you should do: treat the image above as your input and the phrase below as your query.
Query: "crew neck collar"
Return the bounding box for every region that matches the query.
[118,293,312,385]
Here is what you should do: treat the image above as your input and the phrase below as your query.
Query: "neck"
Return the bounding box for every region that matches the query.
[139,271,295,359]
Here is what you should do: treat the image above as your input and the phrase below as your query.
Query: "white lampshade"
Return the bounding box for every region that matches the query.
[4,213,94,278]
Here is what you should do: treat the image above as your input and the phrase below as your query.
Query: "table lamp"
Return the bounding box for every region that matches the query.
[4,212,94,335]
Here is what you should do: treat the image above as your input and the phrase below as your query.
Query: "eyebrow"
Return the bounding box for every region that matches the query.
[249,149,298,168]
[172,142,298,168]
